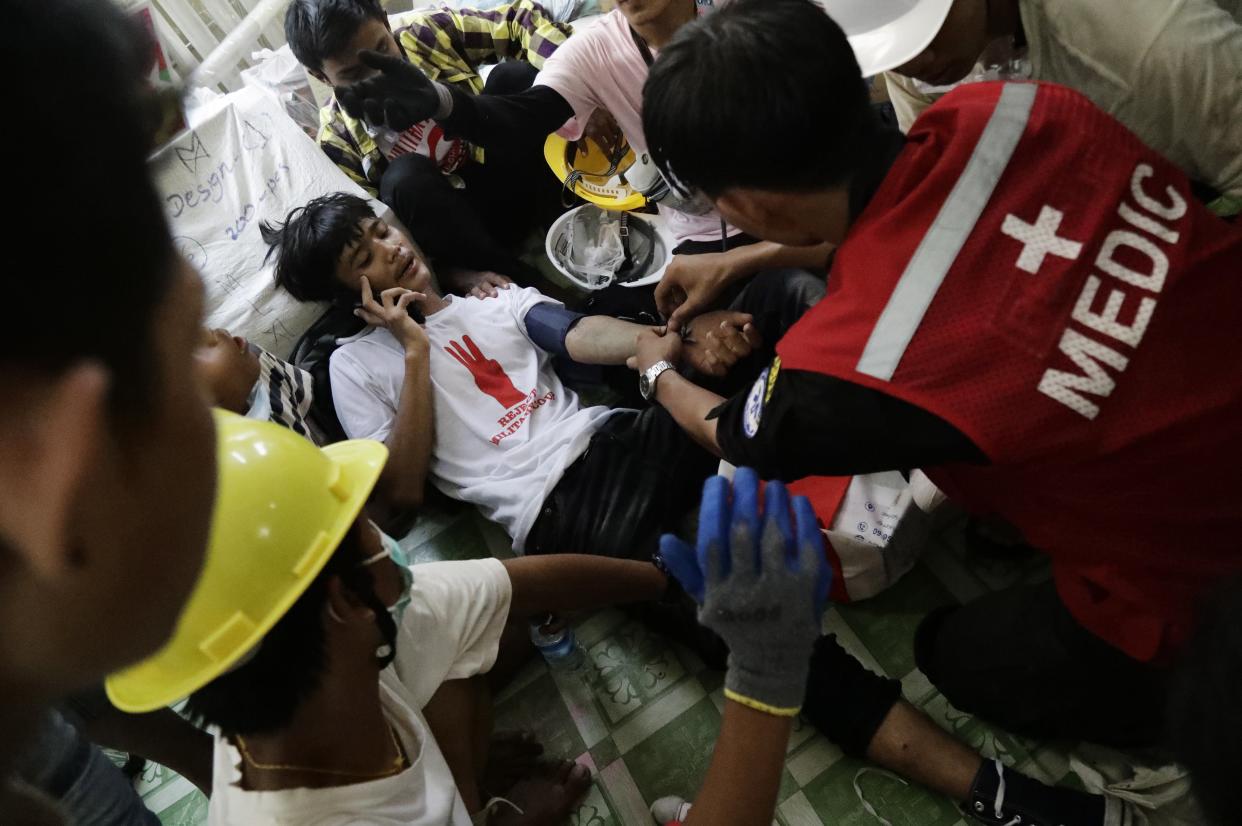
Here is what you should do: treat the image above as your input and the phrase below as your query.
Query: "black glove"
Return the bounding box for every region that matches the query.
[336,50,445,132]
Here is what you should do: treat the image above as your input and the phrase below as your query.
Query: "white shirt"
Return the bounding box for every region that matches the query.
[883,0,1242,207]
[534,8,738,243]
[207,559,512,826]
[331,288,622,549]
[393,559,512,708]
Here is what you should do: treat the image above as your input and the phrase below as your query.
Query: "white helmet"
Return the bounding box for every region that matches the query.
[814,0,955,77]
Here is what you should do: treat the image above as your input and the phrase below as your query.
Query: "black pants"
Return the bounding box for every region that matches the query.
[526,267,825,560]
[914,580,1170,748]
[806,571,1176,760]
[378,62,564,285]
[534,266,906,756]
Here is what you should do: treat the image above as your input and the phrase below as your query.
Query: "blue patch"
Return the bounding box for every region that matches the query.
[743,368,768,438]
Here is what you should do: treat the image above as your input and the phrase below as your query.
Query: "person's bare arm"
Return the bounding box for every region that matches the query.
[356,278,434,510]
[563,315,652,365]
[630,326,726,454]
[684,701,792,826]
[502,555,667,618]
[651,372,725,456]
[566,310,760,377]
[658,470,831,826]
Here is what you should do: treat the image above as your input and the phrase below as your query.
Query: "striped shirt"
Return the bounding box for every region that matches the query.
[317,0,571,196]
[247,348,322,445]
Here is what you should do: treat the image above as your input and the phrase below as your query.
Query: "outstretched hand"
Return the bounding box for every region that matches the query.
[337,50,442,131]
[658,468,830,716]
[655,252,738,333]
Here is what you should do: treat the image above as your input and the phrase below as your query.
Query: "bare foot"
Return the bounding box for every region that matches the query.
[482,730,544,794]
[489,760,592,825]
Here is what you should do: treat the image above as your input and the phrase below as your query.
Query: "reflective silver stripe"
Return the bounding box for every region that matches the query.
[856,82,1038,381]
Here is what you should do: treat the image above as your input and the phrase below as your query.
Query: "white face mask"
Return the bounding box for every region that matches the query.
[360,523,413,627]
[245,380,273,423]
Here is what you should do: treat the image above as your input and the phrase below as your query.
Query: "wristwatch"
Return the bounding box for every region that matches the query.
[639,360,675,402]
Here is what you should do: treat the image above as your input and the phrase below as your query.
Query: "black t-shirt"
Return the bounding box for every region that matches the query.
[712,360,987,481]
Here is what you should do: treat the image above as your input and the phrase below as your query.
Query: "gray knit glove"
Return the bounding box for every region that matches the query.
[658,468,832,716]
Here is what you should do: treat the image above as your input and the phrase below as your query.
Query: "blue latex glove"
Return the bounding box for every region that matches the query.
[658,468,831,716]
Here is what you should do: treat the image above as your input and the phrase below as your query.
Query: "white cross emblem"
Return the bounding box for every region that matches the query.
[1001,205,1083,274]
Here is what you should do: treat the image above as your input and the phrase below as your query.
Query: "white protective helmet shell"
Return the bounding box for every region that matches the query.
[814,0,955,77]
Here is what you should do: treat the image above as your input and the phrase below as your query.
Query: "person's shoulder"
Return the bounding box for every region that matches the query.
[552,9,627,55]
[412,558,508,596]
[395,7,465,46]
[331,327,401,368]
[317,97,347,139]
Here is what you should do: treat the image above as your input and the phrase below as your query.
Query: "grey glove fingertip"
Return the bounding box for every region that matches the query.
[705,537,730,589]
[728,520,759,583]
[759,515,793,579]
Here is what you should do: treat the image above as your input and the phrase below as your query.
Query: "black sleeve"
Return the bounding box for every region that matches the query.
[713,363,987,480]
[440,84,575,150]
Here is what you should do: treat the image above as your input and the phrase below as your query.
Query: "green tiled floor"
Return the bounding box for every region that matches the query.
[136,497,1183,824]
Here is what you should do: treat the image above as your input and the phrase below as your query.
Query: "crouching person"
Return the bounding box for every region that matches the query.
[105,413,670,825]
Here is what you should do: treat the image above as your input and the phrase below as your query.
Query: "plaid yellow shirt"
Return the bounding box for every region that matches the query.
[317,0,570,196]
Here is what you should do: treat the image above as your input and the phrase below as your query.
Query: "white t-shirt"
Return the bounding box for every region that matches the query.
[206,559,513,826]
[331,288,622,549]
[534,8,738,243]
[393,559,512,708]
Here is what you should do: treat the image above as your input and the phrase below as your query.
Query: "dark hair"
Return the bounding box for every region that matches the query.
[285,0,388,74]
[3,0,174,424]
[1167,577,1242,826]
[642,0,876,199]
[261,193,376,304]
[185,523,398,737]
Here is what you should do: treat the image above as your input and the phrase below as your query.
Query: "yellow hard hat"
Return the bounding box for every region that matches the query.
[105,410,387,713]
[544,133,647,212]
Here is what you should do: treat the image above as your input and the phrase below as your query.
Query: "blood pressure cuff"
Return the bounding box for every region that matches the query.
[523,302,584,359]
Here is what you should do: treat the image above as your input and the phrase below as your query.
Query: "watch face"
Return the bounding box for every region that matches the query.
[639,374,652,399]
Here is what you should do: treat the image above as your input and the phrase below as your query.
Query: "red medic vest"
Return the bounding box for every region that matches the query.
[777,82,1242,662]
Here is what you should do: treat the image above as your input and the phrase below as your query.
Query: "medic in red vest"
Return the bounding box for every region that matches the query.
[637,0,1242,773]
[782,80,1241,665]
[775,78,1242,665]
[655,77,1242,662]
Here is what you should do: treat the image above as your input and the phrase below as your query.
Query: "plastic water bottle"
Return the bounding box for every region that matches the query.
[530,615,586,673]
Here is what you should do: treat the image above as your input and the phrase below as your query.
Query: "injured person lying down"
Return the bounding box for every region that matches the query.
[260,193,825,559]
[195,327,325,444]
